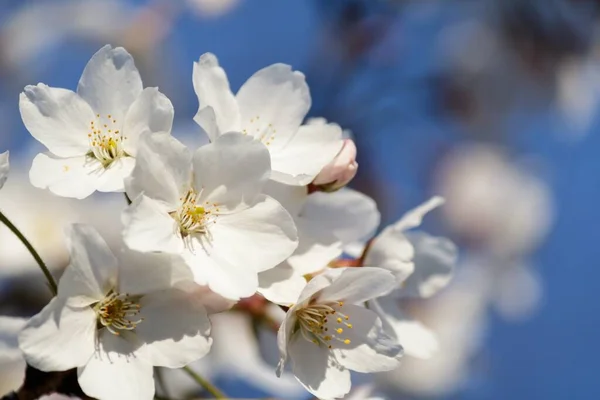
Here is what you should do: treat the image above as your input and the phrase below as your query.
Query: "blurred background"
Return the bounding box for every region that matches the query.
[1,0,600,399]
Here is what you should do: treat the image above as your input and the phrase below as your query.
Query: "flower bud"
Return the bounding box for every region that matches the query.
[312,139,358,192]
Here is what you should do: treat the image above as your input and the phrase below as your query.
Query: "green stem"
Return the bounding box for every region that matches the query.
[182,366,226,399]
[0,210,57,296]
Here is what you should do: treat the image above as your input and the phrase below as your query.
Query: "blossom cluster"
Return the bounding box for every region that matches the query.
[2,45,457,399]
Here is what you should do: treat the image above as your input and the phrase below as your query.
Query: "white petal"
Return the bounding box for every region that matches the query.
[136,289,212,368]
[395,196,445,231]
[125,133,191,207]
[194,106,220,141]
[368,298,438,359]
[263,180,307,216]
[270,121,343,185]
[287,217,342,275]
[183,250,259,300]
[318,267,396,304]
[193,132,270,210]
[95,156,136,193]
[399,232,457,299]
[192,53,240,134]
[258,263,306,305]
[77,332,153,400]
[0,151,9,190]
[364,227,415,285]
[289,333,351,399]
[59,223,117,304]
[77,45,143,123]
[236,64,310,153]
[19,298,96,371]
[122,195,183,254]
[302,188,380,245]
[19,85,93,157]
[29,153,102,199]
[332,304,402,372]
[276,310,294,377]
[296,272,337,304]
[117,249,194,295]
[123,88,174,156]
[208,195,297,273]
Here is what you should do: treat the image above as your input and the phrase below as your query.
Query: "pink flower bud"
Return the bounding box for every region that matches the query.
[312,139,358,191]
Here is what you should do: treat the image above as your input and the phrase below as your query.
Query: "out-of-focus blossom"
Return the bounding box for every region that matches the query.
[0,151,8,190]
[123,133,298,300]
[435,144,554,257]
[185,0,242,18]
[364,197,458,359]
[377,266,488,397]
[19,224,212,400]
[277,267,402,399]
[312,138,358,192]
[192,53,343,185]
[0,316,27,395]
[20,45,174,199]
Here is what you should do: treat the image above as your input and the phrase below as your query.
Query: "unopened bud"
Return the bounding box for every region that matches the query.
[312,139,358,192]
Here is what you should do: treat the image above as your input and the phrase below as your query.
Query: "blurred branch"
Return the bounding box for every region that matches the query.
[1,365,95,400]
[182,366,227,399]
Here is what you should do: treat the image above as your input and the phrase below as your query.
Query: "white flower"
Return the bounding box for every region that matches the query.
[277,267,402,399]
[19,224,212,400]
[363,197,457,359]
[122,132,298,300]
[192,53,343,185]
[312,138,358,191]
[0,151,8,190]
[0,316,27,395]
[19,45,174,199]
[257,182,380,305]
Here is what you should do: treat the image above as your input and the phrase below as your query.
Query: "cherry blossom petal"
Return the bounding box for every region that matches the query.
[77,332,153,400]
[183,250,259,300]
[192,53,240,134]
[117,249,194,296]
[318,267,396,304]
[95,156,136,193]
[59,224,118,305]
[258,263,306,305]
[209,194,298,273]
[289,333,351,399]
[77,45,143,123]
[236,64,310,153]
[19,85,93,157]
[126,133,191,208]
[399,232,457,299]
[29,153,102,199]
[368,298,438,359]
[122,195,183,255]
[122,87,174,156]
[287,217,341,275]
[19,298,96,371]
[270,121,343,185]
[332,304,402,372]
[136,289,212,368]
[363,227,414,285]
[194,106,220,141]
[0,151,9,190]
[395,196,445,231]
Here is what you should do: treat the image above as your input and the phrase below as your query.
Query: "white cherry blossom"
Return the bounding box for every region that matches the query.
[257,182,380,305]
[20,45,174,199]
[122,132,298,300]
[192,53,343,185]
[277,267,402,399]
[0,316,27,395]
[312,138,358,191]
[363,197,457,359]
[19,224,212,400]
[0,151,8,190]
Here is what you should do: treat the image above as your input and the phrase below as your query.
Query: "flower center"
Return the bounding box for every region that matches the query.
[87,114,127,167]
[242,115,277,146]
[93,291,142,336]
[171,188,220,250]
[295,301,353,349]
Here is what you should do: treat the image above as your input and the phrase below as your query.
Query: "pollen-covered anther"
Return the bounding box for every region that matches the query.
[87,114,124,167]
[171,187,220,249]
[295,301,353,349]
[94,291,142,336]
